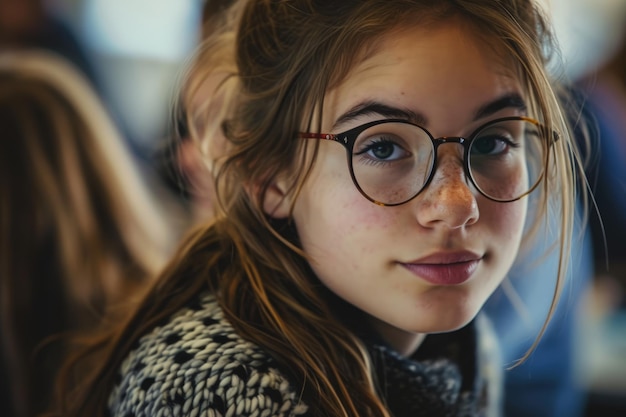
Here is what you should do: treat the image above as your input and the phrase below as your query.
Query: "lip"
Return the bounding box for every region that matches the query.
[400,251,482,286]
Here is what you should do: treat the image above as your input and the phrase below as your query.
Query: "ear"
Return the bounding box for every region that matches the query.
[178,140,206,181]
[261,175,293,219]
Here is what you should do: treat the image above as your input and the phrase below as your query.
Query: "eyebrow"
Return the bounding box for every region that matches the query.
[332,93,528,131]
[332,101,426,130]
[473,93,527,119]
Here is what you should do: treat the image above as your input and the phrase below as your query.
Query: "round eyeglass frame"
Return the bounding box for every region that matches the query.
[300,116,557,206]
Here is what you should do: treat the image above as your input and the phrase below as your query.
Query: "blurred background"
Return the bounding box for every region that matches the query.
[1,0,625,415]
[41,0,201,158]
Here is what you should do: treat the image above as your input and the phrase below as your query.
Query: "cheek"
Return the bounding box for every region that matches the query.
[293,162,395,268]
[483,199,527,250]
[296,146,388,232]
[304,192,390,257]
[507,200,527,236]
[340,204,394,260]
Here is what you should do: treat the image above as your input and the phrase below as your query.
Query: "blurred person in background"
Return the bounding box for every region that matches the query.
[155,0,242,224]
[0,50,176,417]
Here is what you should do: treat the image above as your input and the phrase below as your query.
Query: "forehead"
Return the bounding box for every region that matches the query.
[321,20,522,131]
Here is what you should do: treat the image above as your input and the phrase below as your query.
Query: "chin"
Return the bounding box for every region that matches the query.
[417,300,483,334]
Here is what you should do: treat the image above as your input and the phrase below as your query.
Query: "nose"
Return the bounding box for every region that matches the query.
[416,147,479,229]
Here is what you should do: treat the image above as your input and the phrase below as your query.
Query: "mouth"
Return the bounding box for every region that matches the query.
[399,251,482,286]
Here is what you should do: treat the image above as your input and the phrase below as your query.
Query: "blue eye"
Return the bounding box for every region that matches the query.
[356,136,410,163]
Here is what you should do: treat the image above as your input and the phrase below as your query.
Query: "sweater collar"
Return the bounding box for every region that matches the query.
[365,321,486,417]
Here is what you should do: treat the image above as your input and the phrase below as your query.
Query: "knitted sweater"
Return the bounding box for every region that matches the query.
[109,293,501,416]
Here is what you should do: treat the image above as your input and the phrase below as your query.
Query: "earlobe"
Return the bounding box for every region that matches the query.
[261,176,293,219]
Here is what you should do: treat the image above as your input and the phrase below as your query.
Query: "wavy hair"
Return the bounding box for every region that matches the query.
[58,1,586,416]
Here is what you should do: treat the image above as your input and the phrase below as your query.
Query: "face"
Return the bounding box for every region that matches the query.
[288,21,528,355]
[179,72,232,222]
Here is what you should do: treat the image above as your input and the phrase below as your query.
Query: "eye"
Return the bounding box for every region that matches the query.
[355,136,410,162]
[471,119,529,158]
[471,134,512,156]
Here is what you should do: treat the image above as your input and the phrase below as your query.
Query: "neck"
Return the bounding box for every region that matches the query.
[370,318,427,357]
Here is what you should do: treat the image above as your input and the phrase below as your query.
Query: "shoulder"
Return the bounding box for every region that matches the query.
[109,293,309,417]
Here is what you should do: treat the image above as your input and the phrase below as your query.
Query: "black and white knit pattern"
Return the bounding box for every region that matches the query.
[108,293,309,417]
[109,292,501,417]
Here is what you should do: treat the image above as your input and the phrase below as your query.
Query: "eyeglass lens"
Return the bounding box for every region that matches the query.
[350,119,546,204]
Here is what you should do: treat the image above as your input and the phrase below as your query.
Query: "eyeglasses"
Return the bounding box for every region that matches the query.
[300,116,554,206]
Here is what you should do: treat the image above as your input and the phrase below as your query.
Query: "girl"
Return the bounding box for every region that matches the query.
[58,1,586,416]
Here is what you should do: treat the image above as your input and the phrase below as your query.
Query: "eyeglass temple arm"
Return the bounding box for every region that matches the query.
[299,132,349,144]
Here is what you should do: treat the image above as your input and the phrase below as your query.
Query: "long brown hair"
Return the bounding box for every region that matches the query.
[58,1,585,416]
[0,51,175,417]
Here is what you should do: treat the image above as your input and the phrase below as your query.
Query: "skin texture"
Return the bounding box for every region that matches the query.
[273,21,529,356]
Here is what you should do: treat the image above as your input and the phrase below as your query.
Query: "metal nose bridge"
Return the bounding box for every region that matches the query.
[434,136,468,146]
[425,136,471,187]
[431,136,469,160]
